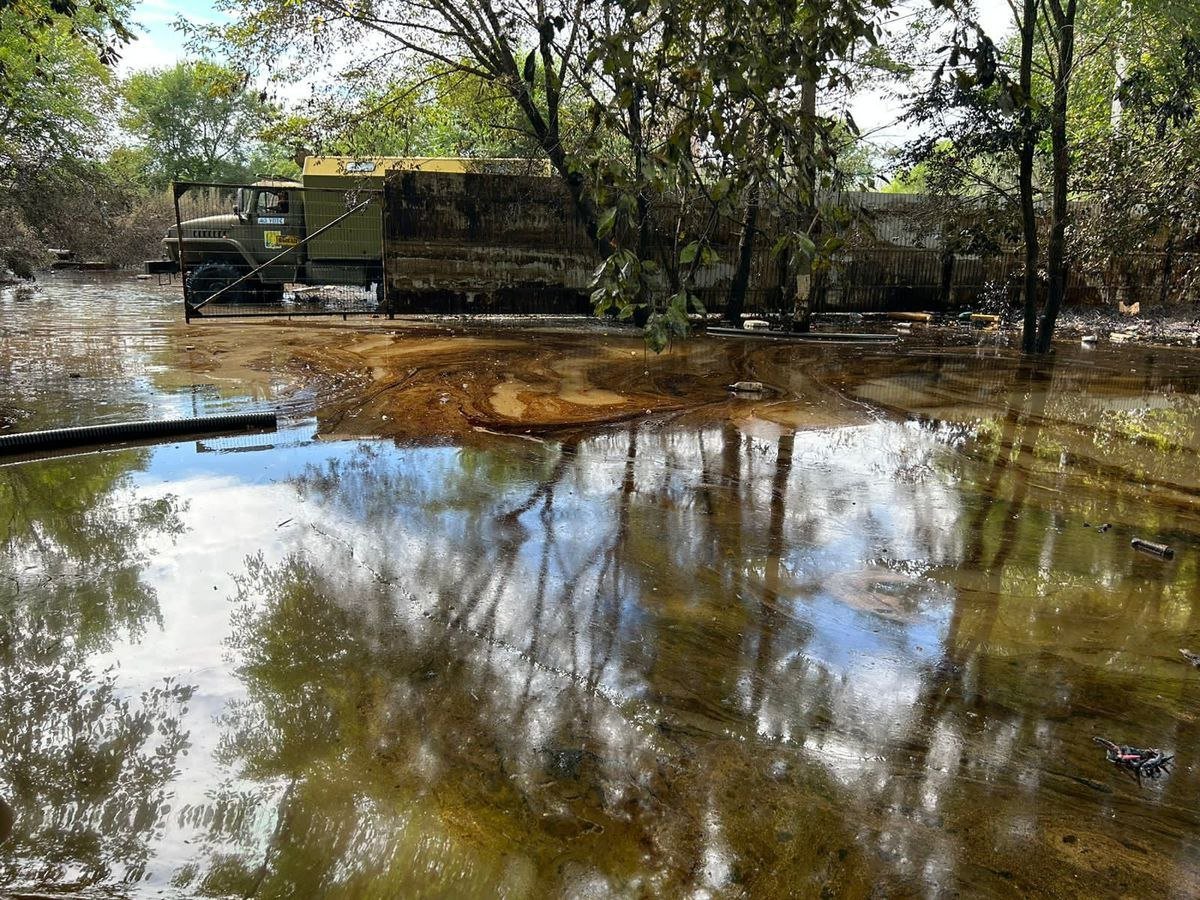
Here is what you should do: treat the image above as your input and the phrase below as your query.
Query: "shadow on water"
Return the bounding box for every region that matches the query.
[2,276,1200,895]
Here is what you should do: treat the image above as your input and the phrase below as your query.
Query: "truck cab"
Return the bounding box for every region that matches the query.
[157,157,548,310]
[162,179,303,305]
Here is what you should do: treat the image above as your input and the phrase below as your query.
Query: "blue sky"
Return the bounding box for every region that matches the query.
[118,0,223,74]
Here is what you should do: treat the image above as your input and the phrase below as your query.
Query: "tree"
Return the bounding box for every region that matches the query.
[0,4,123,273]
[902,0,1200,352]
[1071,6,1200,307]
[0,0,130,103]
[263,66,550,159]
[199,0,892,348]
[120,61,279,188]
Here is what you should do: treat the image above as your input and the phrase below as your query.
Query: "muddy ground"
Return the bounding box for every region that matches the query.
[171,316,881,442]
[169,306,1199,445]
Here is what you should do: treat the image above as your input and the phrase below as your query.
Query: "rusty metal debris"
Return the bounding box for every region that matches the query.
[1093,737,1173,781]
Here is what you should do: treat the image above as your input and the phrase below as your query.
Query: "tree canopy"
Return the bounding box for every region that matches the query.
[120,61,283,187]
[3,0,1198,350]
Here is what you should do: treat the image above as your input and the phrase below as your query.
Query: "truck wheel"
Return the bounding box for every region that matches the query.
[186,262,252,307]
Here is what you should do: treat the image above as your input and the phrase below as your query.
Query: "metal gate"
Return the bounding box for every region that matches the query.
[172,181,390,319]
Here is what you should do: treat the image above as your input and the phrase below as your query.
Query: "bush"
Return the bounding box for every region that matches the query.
[0,207,50,280]
[2,165,175,271]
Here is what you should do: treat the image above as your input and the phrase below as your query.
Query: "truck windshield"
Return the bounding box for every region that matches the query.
[255,190,290,214]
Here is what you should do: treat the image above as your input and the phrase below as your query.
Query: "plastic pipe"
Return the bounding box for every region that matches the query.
[0,411,278,456]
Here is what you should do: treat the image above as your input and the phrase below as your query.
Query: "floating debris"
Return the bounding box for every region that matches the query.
[728,381,766,394]
[1131,538,1174,559]
[1180,649,1200,668]
[1094,737,1172,781]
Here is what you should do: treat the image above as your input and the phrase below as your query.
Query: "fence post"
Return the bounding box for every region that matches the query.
[381,191,394,319]
[174,182,190,323]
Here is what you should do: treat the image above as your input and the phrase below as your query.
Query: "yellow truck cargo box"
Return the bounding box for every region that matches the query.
[300,157,551,265]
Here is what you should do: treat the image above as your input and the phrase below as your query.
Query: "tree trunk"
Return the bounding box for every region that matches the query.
[1017,0,1040,353]
[629,83,653,303]
[791,77,818,331]
[1035,0,1078,353]
[509,87,605,255]
[1158,233,1176,306]
[726,181,760,326]
[938,248,956,308]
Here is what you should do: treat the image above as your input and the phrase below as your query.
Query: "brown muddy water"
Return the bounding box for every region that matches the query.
[3,274,1200,898]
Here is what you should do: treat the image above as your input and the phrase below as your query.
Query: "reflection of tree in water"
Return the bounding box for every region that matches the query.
[187,354,1200,896]
[0,451,194,890]
[204,546,880,896]
[181,427,914,896]
[862,358,1200,894]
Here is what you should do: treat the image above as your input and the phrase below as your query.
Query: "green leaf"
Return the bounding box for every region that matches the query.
[679,240,700,264]
[596,207,617,239]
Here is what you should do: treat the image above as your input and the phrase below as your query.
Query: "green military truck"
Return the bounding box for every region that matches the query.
[155,156,542,309]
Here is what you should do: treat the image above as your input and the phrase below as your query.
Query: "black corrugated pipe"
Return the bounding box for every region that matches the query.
[0,411,278,456]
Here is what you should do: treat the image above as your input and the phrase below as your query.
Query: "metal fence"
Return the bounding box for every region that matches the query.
[176,175,1200,322]
[173,181,389,319]
[380,175,1026,322]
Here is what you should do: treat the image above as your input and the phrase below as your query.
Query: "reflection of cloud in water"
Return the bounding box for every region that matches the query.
[15,355,1200,894]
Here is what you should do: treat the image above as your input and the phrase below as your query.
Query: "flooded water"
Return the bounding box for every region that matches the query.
[3,276,1200,897]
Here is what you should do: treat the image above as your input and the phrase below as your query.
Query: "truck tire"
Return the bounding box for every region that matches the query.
[186,262,253,307]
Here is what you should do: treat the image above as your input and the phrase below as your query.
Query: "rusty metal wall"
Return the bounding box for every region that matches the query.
[382,174,1131,319]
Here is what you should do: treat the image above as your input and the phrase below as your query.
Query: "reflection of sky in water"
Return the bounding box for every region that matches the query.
[67,413,970,891]
[7,278,1200,894]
